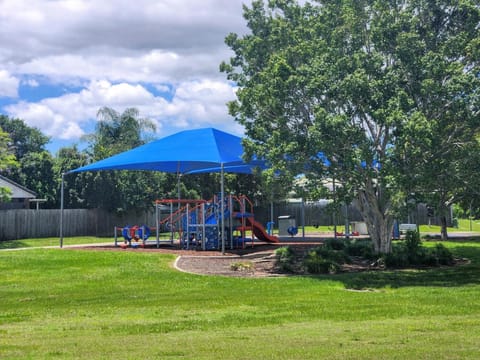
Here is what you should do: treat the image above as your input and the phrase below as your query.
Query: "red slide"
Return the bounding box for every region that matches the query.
[246,218,279,243]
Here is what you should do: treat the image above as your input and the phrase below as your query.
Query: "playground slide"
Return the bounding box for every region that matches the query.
[246,218,279,243]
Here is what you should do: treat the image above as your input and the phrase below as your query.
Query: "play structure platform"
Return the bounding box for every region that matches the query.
[151,194,278,251]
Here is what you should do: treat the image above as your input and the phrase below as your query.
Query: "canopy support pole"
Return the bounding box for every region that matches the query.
[155,202,160,248]
[59,173,65,248]
[221,163,225,255]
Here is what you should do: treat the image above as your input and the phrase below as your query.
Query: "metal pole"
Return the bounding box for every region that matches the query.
[155,202,159,248]
[202,202,206,250]
[59,173,65,248]
[221,164,225,255]
[270,200,274,235]
[345,202,350,239]
[301,197,305,241]
[170,202,174,244]
[186,203,190,250]
[333,177,337,240]
[229,195,233,249]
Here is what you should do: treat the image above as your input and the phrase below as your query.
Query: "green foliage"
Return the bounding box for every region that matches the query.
[275,246,295,272]
[304,250,341,274]
[383,238,455,268]
[0,126,18,202]
[430,243,455,266]
[0,116,56,206]
[222,0,480,253]
[324,238,345,251]
[312,244,350,265]
[405,230,422,254]
[85,107,156,159]
[344,238,375,260]
[17,150,57,207]
[0,126,18,171]
[303,242,351,274]
[0,186,12,203]
[0,115,50,159]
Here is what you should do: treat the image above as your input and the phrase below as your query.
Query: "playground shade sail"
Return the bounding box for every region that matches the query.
[69,128,266,174]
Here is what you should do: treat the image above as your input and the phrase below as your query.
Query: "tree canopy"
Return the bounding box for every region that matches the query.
[0,116,56,206]
[0,126,18,202]
[222,0,480,252]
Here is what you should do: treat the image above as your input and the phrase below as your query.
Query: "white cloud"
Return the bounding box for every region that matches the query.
[0,70,19,97]
[0,0,251,149]
[5,80,155,140]
[5,79,239,140]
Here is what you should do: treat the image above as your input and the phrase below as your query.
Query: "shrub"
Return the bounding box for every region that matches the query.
[345,239,375,259]
[275,246,295,272]
[303,251,341,274]
[311,245,350,264]
[383,240,454,268]
[325,238,345,250]
[430,243,454,265]
[405,230,422,254]
[383,245,410,268]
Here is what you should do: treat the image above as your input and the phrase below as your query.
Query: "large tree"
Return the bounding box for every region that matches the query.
[222,0,480,253]
[393,0,480,239]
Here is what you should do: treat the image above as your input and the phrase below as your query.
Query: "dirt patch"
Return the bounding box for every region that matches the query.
[175,251,281,277]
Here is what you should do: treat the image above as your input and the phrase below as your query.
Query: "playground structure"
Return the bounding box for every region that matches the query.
[115,194,278,250]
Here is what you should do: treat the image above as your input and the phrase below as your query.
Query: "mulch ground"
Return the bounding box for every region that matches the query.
[77,241,325,277]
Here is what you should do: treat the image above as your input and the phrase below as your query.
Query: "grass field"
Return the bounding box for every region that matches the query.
[1,238,479,359]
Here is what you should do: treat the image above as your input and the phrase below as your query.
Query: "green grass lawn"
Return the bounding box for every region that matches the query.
[0,236,111,249]
[1,241,479,359]
[0,233,174,250]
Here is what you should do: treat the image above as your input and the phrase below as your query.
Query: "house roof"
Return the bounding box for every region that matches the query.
[0,175,37,199]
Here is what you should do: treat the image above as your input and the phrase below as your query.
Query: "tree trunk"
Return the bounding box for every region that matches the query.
[440,215,448,240]
[355,184,394,254]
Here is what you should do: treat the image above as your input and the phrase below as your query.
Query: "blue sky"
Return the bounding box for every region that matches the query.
[0,0,250,154]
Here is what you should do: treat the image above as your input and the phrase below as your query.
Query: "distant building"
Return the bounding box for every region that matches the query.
[0,175,37,210]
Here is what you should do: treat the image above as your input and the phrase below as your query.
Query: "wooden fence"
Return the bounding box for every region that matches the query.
[0,209,157,241]
[0,202,447,241]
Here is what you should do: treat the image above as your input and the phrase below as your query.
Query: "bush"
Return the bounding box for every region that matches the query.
[383,245,410,268]
[304,251,341,274]
[275,246,295,272]
[324,238,346,250]
[311,245,350,264]
[405,230,422,254]
[383,240,454,268]
[430,243,454,266]
[345,239,375,259]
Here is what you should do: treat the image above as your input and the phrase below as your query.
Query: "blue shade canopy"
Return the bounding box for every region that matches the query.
[69,128,265,174]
